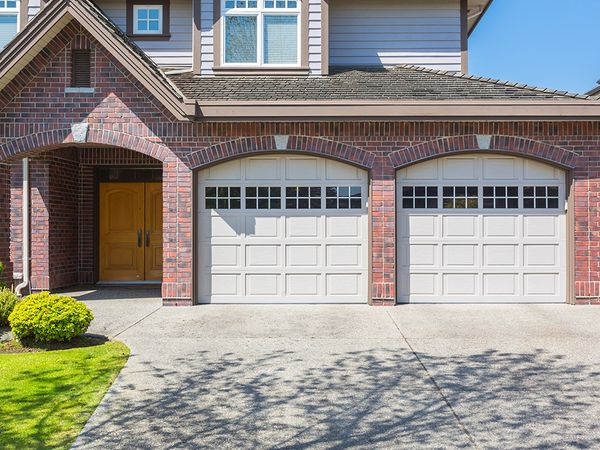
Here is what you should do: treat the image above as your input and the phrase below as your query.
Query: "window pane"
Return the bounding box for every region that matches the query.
[149,8,160,19]
[138,8,148,19]
[225,16,257,63]
[263,15,297,64]
[0,15,17,49]
[149,20,160,31]
[138,20,148,31]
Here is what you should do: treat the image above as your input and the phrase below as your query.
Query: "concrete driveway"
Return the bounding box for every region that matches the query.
[68,287,600,449]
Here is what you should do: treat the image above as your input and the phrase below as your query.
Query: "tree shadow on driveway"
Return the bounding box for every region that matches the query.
[72,345,600,449]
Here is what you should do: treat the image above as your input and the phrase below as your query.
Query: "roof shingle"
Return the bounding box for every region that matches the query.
[168,65,594,102]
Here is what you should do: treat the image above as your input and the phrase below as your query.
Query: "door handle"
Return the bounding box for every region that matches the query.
[145,230,150,247]
[137,229,142,247]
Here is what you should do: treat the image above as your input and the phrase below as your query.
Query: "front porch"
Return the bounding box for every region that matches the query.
[0,146,192,304]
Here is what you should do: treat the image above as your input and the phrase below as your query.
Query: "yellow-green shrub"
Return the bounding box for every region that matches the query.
[8,292,93,342]
[0,288,19,327]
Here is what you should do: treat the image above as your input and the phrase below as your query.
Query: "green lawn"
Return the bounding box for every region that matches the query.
[0,340,129,450]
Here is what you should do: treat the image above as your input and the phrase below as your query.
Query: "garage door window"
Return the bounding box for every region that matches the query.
[245,186,281,209]
[401,186,438,209]
[286,186,321,209]
[524,186,559,209]
[326,186,362,209]
[443,186,478,209]
[483,186,519,209]
[205,186,241,209]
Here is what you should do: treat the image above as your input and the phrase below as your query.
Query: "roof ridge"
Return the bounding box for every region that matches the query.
[394,64,592,100]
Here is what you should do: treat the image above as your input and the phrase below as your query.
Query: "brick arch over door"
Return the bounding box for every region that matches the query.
[186,136,376,170]
[0,128,172,163]
[389,135,580,170]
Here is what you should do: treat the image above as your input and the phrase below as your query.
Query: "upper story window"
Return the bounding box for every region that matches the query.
[126,0,170,39]
[134,5,163,34]
[0,1,19,49]
[222,0,300,66]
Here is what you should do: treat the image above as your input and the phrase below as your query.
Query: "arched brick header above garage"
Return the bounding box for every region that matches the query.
[389,135,580,170]
[186,136,377,170]
[0,127,172,163]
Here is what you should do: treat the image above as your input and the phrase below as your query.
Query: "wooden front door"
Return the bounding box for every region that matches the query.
[99,182,163,282]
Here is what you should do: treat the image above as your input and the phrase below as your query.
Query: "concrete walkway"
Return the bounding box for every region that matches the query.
[69,288,600,449]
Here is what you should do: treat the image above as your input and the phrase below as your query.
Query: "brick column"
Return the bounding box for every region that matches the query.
[0,163,11,285]
[29,157,50,291]
[162,158,193,305]
[370,155,396,305]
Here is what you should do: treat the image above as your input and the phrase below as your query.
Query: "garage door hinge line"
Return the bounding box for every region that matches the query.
[385,311,480,450]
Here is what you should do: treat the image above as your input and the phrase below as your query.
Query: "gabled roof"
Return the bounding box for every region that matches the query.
[170,65,593,102]
[0,0,193,120]
[586,83,600,97]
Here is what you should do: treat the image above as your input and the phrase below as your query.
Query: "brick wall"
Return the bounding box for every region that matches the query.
[0,23,600,305]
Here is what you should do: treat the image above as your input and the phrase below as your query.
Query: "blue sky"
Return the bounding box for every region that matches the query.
[469,0,600,94]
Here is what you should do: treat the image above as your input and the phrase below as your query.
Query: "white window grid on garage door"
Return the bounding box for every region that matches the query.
[197,156,369,304]
[396,155,567,304]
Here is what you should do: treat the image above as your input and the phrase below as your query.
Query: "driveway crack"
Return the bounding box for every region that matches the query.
[113,305,163,339]
[386,310,480,450]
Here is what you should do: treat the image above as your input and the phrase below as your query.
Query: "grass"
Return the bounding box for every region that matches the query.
[0,339,129,450]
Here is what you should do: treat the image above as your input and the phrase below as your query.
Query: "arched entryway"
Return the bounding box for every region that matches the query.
[396,153,568,303]
[1,146,165,292]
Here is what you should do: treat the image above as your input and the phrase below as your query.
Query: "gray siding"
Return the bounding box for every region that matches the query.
[200,0,214,75]
[308,0,321,74]
[95,0,193,69]
[329,0,461,71]
[28,0,41,22]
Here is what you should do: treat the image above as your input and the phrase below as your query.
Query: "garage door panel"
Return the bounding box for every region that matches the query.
[326,274,361,296]
[406,215,436,237]
[286,158,319,180]
[523,159,560,180]
[245,245,280,267]
[409,273,437,295]
[483,215,518,238]
[483,273,518,296]
[483,157,518,180]
[286,245,320,267]
[524,245,558,267]
[286,216,320,238]
[327,244,361,267]
[443,215,476,237]
[398,154,566,304]
[443,273,478,296]
[524,216,558,237]
[209,245,240,267]
[246,274,280,296]
[326,216,360,238]
[524,273,559,296]
[443,244,477,266]
[286,274,320,296]
[206,160,241,180]
[204,214,242,238]
[246,158,280,180]
[211,274,241,296]
[198,155,368,304]
[483,245,518,266]
[442,157,478,180]
[246,216,280,237]
[407,244,437,266]
[325,159,361,180]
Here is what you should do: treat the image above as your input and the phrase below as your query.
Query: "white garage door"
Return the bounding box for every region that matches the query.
[397,154,566,303]
[197,155,369,303]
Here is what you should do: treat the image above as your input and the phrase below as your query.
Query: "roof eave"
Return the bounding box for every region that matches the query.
[468,0,494,37]
[194,99,600,121]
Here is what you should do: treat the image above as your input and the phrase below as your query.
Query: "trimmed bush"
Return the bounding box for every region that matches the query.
[0,288,19,327]
[8,292,94,342]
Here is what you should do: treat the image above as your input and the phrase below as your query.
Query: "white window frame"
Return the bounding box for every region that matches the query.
[133,4,163,35]
[0,0,20,34]
[221,0,301,68]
